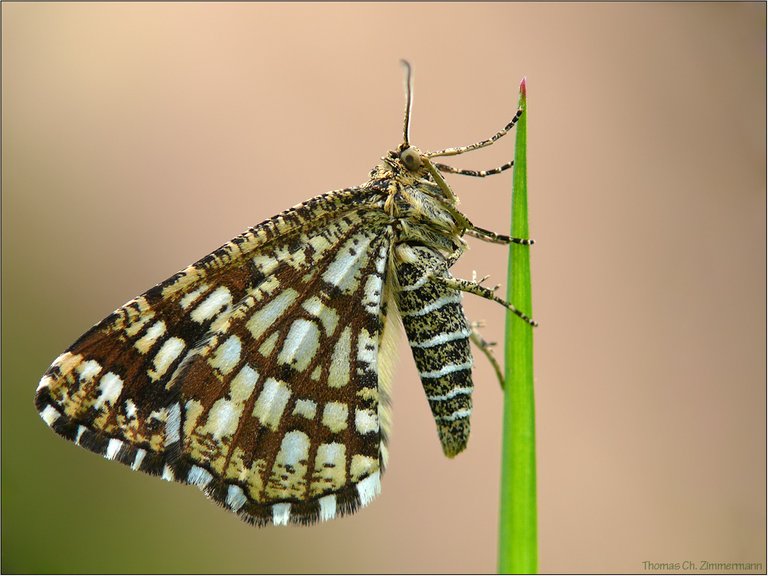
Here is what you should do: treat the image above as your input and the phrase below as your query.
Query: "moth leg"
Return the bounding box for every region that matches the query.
[434,160,514,178]
[445,246,465,268]
[421,156,460,207]
[423,159,532,245]
[425,107,523,159]
[430,274,538,327]
[424,159,533,246]
[466,227,534,246]
[468,321,505,389]
[421,159,527,252]
[423,161,533,246]
[470,269,491,286]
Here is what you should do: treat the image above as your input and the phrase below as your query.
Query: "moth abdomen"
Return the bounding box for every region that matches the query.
[394,245,474,458]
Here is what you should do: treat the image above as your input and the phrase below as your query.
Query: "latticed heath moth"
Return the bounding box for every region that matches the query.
[36,61,535,526]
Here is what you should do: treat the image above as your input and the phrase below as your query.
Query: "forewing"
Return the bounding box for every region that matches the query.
[35,187,387,482]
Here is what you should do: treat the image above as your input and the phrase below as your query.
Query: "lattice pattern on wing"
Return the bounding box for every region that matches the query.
[172,226,394,525]
[34,187,393,514]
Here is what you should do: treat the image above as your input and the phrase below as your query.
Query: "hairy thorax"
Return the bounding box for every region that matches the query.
[372,151,467,259]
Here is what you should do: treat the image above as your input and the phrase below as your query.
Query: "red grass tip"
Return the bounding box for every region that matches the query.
[519,77,527,98]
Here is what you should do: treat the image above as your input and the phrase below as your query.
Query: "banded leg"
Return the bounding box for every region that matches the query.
[468,321,505,389]
[425,107,523,159]
[466,225,534,246]
[430,274,538,327]
[434,160,513,177]
[421,156,460,206]
[420,159,534,248]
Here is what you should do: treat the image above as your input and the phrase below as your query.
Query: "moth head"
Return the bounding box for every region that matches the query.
[399,146,423,172]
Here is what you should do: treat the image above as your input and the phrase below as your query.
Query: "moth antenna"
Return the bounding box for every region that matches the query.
[400,59,414,146]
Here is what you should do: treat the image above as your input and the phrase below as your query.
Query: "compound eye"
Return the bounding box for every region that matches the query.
[400,147,422,171]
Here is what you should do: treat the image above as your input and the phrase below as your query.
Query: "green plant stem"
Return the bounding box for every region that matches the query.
[498,78,537,574]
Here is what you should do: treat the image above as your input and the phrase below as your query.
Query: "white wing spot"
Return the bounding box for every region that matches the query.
[301,296,339,336]
[77,359,103,382]
[351,454,377,481]
[148,337,186,381]
[36,375,53,393]
[356,471,381,507]
[375,242,387,274]
[187,465,214,488]
[226,484,247,511]
[277,319,320,373]
[321,402,348,433]
[308,234,331,254]
[328,327,351,388]
[94,372,124,410]
[313,443,347,492]
[162,465,175,481]
[229,364,259,402]
[252,377,291,431]
[279,430,310,467]
[275,244,307,270]
[124,311,156,337]
[272,503,292,526]
[51,351,75,369]
[40,405,60,426]
[292,398,317,420]
[124,399,138,420]
[105,439,123,460]
[354,408,379,434]
[318,494,337,522]
[252,253,279,276]
[165,402,181,446]
[131,449,146,471]
[75,425,87,444]
[134,320,167,354]
[247,289,298,340]
[190,286,232,323]
[203,400,240,439]
[209,335,242,375]
[258,331,280,357]
[198,366,258,440]
[179,284,210,309]
[322,232,374,293]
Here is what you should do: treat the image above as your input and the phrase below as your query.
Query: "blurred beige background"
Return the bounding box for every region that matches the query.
[3,3,765,574]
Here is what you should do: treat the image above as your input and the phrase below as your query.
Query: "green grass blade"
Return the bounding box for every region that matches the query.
[498,78,537,574]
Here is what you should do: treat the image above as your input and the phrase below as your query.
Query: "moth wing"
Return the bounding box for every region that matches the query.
[34,187,383,479]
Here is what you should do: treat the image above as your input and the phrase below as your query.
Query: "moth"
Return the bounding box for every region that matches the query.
[35,61,534,527]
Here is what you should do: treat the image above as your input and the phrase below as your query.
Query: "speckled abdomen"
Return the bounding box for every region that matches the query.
[394,244,474,457]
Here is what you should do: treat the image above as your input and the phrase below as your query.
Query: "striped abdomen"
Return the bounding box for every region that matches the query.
[394,244,473,457]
